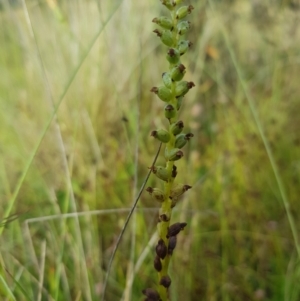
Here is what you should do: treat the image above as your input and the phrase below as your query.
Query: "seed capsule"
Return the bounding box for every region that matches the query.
[166,48,180,64]
[150,166,171,182]
[165,148,183,161]
[164,104,176,119]
[167,222,187,238]
[159,275,172,288]
[152,17,173,30]
[170,64,186,81]
[151,129,171,143]
[162,72,172,89]
[153,29,174,47]
[177,20,191,35]
[146,187,165,203]
[175,81,195,97]
[168,235,177,255]
[174,134,186,148]
[156,238,167,259]
[170,184,192,199]
[176,5,194,20]
[161,0,176,10]
[170,120,184,135]
[175,132,194,148]
[150,86,172,102]
[154,255,162,272]
[177,40,192,56]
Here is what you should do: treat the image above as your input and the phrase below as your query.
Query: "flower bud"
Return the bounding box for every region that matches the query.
[175,81,195,97]
[154,255,162,272]
[170,184,192,202]
[160,275,172,288]
[152,17,173,30]
[176,5,194,20]
[168,235,177,255]
[166,48,180,64]
[162,72,172,89]
[142,288,161,300]
[177,20,191,35]
[156,238,167,259]
[167,222,187,238]
[177,40,192,56]
[151,129,171,143]
[153,29,174,47]
[175,132,194,148]
[164,104,176,119]
[146,187,165,203]
[170,64,186,81]
[150,86,172,102]
[170,120,184,135]
[170,183,192,208]
[165,148,183,161]
[150,166,171,182]
[161,0,176,10]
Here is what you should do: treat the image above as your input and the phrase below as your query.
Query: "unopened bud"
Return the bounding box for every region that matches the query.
[156,238,167,259]
[151,129,171,143]
[177,20,191,35]
[170,64,186,81]
[152,17,173,30]
[166,48,180,64]
[164,104,176,119]
[150,86,172,102]
[165,148,183,161]
[177,40,192,55]
[170,183,192,199]
[176,5,194,20]
[160,275,172,288]
[170,120,184,135]
[175,81,195,97]
[168,235,177,255]
[171,184,192,198]
[162,72,172,89]
[175,132,194,148]
[146,187,165,203]
[150,166,171,182]
[167,222,187,238]
[153,29,174,47]
[154,255,162,272]
[161,0,176,10]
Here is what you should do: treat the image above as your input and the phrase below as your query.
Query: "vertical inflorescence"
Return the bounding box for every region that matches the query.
[143,1,194,300]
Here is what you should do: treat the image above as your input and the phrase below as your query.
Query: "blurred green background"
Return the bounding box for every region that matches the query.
[0,0,300,300]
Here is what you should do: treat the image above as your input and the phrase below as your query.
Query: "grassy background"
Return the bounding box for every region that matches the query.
[1,0,300,300]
